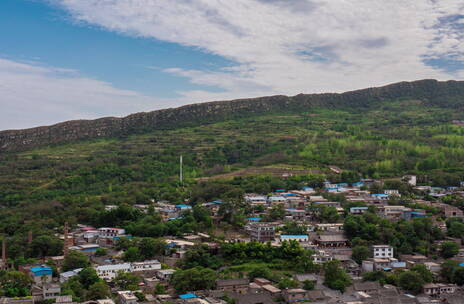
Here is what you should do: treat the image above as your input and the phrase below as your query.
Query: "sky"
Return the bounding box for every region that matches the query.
[1,0,464,130]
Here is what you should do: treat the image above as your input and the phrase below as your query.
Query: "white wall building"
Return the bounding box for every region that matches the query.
[130,260,161,272]
[98,227,126,239]
[96,263,131,280]
[372,245,394,258]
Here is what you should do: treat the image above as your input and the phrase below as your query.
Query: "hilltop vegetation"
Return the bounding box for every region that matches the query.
[2,81,464,262]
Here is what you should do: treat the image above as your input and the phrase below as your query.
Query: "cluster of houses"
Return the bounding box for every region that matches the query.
[3,176,464,304]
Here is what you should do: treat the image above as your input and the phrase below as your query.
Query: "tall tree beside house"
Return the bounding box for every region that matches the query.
[62,251,90,272]
[351,245,370,264]
[440,241,460,258]
[170,266,217,293]
[323,260,352,293]
[398,271,424,294]
[0,270,33,297]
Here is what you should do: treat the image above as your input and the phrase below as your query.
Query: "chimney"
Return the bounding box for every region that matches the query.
[28,231,33,244]
[63,222,69,257]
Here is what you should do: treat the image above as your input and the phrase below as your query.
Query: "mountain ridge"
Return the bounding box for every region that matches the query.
[2,79,464,152]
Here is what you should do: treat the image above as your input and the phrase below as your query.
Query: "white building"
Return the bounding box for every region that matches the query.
[130,260,161,272]
[372,245,394,258]
[96,260,161,280]
[98,227,126,239]
[279,235,309,242]
[96,263,131,280]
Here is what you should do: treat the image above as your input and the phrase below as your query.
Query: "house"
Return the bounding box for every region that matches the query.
[362,258,398,272]
[279,235,309,243]
[282,289,308,303]
[130,260,161,272]
[384,190,400,197]
[293,274,317,285]
[28,266,53,285]
[350,207,369,214]
[216,278,249,294]
[98,227,126,239]
[424,262,441,273]
[315,234,348,247]
[312,250,333,264]
[96,263,131,280]
[253,277,271,286]
[69,244,100,255]
[372,245,394,258]
[117,291,139,304]
[306,290,326,302]
[249,223,275,242]
[443,205,464,218]
[228,293,274,304]
[42,284,61,300]
[261,284,281,296]
[423,283,456,296]
[352,281,381,294]
[156,269,175,280]
[59,268,82,283]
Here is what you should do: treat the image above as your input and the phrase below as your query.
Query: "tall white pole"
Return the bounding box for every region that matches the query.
[180,155,183,184]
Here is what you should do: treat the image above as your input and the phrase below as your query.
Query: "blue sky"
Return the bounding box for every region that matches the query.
[1,0,463,130]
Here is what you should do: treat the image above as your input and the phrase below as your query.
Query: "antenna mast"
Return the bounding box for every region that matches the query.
[180,155,183,185]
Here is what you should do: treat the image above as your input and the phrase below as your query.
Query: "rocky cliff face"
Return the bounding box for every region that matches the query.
[1,79,464,152]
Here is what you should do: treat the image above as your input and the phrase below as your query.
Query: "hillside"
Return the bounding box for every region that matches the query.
[2,79,464,152]
[2,79,464,259]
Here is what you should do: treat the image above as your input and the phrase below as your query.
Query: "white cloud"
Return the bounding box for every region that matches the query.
[0,58,184,130]
[53,0,464,100]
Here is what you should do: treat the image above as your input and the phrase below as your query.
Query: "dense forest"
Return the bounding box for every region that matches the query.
[2,88,464,263]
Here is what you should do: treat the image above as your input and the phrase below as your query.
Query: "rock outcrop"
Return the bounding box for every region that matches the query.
[1,79,464,152]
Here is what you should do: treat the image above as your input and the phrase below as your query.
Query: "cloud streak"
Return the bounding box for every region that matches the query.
[0,58,183,130]
[53,0,464,100]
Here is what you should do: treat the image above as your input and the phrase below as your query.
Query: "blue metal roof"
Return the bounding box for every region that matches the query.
[176,204,191,208]
[30,266,52,277]
[351,207,368,210]
[281,235,308,238]
[247,217,262,221]
[179,293,197,299]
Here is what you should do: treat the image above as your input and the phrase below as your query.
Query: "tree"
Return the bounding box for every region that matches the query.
[448,221,464,238]
[323,260,352,292]
[139,238,165,260]
[351,245,370,264]
[63,251,90,271]
[268,204,285,220]
[181,244,223,270]
[278,278,298,289]
[123,247,141,262]
[170,267,217,293]
[114,271,140,290]
[453,267,464,286]
[154,283,166,294]
[303,280,315,290]
[319,206,340,223]
[29,235,63,258]
[77,267,100,289]
[440,260,460,283]
[398,271,424,294]
[86,281,111,300]
[95,248,107,257]
[440,241,459,258]
[248,266,272,281]
[411,265,433,283]
[0,271,33,297]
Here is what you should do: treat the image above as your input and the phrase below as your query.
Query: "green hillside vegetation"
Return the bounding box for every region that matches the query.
[1,95,464,262]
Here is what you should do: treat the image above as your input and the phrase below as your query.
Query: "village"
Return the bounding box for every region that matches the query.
[2,174,464,304]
